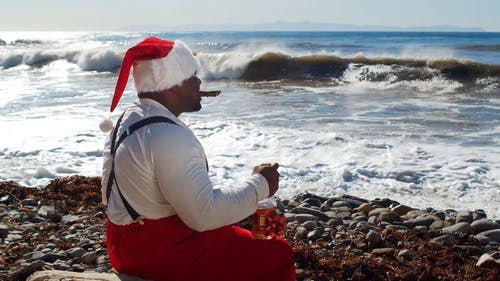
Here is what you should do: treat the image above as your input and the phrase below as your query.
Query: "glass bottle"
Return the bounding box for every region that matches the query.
[251,197,277,239]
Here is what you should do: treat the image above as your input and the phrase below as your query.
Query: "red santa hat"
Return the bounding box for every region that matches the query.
[110,37,199,112]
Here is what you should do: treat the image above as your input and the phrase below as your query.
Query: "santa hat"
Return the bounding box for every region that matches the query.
[110,37,199,112]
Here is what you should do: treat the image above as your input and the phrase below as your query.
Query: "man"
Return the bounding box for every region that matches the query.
[101,37,295,281]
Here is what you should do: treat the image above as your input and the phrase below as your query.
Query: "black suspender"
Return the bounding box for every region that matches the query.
[105,112,178,221]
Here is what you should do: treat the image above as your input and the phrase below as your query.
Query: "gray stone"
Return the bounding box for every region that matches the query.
[371,198,394,208]
[290,207,329,221]
[294,214,318,223]
[476,253,500,267]
[442,222,473,234]
[44,243,58,250]
[326,217,342,227]
[391,205,412,216]
[456,211,473,224]
[430,220,451,230]
[357,203,374,214]
[404,210,426,219]
[295,269,306,280]
[472,209,487,221]
[307,228,324,241]
[72,264,86,272]
[27,260,45,271]
[325,210,351,220]
[368,208,390,217]
[294,227,308,240]
[284,213,296,222]
[52,262,72,271]
[319,204,331,212]
[453,245,483,256]
[81,252,98,264]
[431,234,455,246]
[355,221,372,233]
[302,221,318,230]
[61,215,81,224]
[368,216,378,225]
[371,248,395,256]
[414,225,428,234]
[476,229,500,243]
[22,198,38,207]
[471,219,500,234]
[353,215,367,222]
[339,198,364,208]
[410,216,435,226]
[331,201,352,209]
[378,211,400,223]
[398,249,416,260]
[0,223,9,238]
[6,233,22,241]
[302,198,322,207]
[431,211,446,221]
[37,206,61,221]
[366,230,383,245]
[386,224,409,232]
[0,195,11,204]
[96,255,109,265]
[67,247,86,258]
[42,253,67,263]
[27,270,153,281]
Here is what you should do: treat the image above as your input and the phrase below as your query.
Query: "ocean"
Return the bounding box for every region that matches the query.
[1,31,499,218]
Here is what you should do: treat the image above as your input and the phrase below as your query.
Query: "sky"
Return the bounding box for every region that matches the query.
[2,0,499,32]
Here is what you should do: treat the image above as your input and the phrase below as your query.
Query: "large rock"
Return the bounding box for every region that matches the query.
[27,270,152,281]
[476,229,500,243]
[470,219,500,234]
[442,222,473,234]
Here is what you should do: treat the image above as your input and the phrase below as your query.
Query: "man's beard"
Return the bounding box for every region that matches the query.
[191,103,202,112]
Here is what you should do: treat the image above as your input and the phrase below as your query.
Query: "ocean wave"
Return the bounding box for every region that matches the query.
[457,44,500,51]
[66,50,123,72]
[239,52,500,83]
[0,49,123,72]
[1,48,499,92]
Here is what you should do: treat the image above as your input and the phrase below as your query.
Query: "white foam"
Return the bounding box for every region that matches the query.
[337,64,463,94]
[1,32,499,219]
[73,49,123,72]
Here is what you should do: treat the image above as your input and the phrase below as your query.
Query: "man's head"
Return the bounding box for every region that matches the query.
[110,37,200,112]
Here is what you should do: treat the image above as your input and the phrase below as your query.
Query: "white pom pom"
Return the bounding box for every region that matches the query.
[99,118,114,133]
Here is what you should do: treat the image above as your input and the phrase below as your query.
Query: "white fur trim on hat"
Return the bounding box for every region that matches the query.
[99,117,114,133]
[133,40,200,93]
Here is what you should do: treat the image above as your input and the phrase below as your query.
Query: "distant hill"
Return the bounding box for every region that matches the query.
[119,21,486,32]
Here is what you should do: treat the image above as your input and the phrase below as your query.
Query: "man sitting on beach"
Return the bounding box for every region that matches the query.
[100,37,295,281]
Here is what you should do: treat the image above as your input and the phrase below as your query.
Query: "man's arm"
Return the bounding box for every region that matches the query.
[152,126,270,231]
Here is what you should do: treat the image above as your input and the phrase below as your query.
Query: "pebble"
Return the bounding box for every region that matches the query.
[441,222,474,234]
[476,253,500,267]
[371,248,395,256]
[357,203,374,214]
[431,234,455,247]
[476,229,500,243]
[470,219,500,234]
[391,204,412,216]
[2,179,500,281]
[398,249,416,260]
[366,230,382,245]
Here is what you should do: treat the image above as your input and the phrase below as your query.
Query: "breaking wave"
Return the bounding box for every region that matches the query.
[458,44,500,51]
[1,48,499,92]
[237,52,500,83]
[0,49,123,72]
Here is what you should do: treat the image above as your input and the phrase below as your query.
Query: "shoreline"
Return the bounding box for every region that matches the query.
[1,175,499,280]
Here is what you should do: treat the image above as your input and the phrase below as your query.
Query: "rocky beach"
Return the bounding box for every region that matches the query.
[1,176,499,281]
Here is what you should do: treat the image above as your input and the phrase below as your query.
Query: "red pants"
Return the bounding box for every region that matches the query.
[106,215,295,281]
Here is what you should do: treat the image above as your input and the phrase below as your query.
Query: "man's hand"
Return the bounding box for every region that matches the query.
[252,163,280,197]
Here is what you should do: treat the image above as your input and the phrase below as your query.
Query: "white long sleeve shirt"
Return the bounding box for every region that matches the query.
[102,98,270,231]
